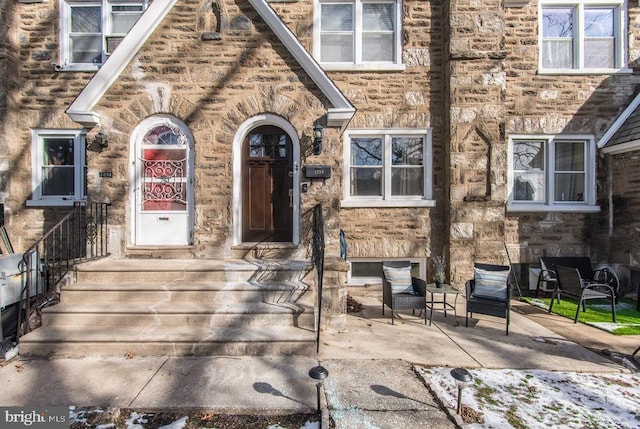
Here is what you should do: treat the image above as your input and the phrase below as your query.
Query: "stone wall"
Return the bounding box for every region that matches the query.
[88,0,335,257]
[503,3,640,269]
[3,0,640,290]
[275,0,446,266]
[0,0,16,212]
[446,0,508,284]
[445,0,640,283]
[2,0,94,251]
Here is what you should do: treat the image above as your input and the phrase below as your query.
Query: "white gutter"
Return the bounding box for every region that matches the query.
[247,0,355,128]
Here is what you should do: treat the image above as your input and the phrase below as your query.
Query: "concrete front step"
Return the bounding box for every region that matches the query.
[19,257,319,358]
[74,258,313,283]
[60,281,312,304]
[41,301,315,329]
[18,325,317,357]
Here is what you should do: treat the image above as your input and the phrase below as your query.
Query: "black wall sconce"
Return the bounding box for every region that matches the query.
[94,130,108,148]
[313,123,324,155]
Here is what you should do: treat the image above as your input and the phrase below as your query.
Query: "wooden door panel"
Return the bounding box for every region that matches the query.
[242,126,293,243]
[245,164,270,241]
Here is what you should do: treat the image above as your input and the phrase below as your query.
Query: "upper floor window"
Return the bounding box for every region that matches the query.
[314,0,404,71]
[508,135,599,212]
[60,0,147,71]
[27,130,86,207]
[342,129,433,208]
[540,0,627,73]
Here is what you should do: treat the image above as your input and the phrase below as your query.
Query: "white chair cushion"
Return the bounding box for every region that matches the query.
[383,265,414,294]
[472,266,509,301]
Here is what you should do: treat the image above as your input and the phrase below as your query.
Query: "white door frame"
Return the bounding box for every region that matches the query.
[232,114,300,245]
[129,114,195,246]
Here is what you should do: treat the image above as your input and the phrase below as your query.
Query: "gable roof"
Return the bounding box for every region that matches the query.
[598,91,640,154]
[66,0,355,128]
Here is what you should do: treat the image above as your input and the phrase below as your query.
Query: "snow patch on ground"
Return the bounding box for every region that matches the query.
[422,367,640,428]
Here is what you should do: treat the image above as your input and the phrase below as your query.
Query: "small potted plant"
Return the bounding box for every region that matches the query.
[432,254,446,288]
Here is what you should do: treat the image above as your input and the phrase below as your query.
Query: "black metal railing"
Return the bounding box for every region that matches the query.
[311,203,325,353]
[17,202,109,336]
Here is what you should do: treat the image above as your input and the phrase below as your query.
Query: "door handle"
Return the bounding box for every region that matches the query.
[288,189,293,208]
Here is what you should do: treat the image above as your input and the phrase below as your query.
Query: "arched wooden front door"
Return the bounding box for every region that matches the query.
[242,125,293,242]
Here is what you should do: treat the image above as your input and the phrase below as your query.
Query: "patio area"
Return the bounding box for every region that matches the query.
[318,284,640,371]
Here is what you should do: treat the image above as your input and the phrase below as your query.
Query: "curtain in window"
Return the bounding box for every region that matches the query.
[70,5,102,63]
[321,3,354,62]
[542,8,574,69]
[584,8,615,68]
[362,3,394,62]
[111,5,144,34]
[554,141,585,202]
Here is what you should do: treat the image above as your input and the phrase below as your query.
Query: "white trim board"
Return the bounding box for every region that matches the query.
[66,0,355,128]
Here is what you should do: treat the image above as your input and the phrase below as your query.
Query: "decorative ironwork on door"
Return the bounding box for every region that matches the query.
[139,124,188,211]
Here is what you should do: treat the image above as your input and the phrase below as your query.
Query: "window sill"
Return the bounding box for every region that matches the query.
[537,67,632,76]
[321,63,406,72]
[507,203,600,213]
[341,199,436,208]
[55,65,101,72]
[26,199,85,207]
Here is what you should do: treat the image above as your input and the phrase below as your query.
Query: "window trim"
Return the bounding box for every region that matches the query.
[27,129,87,207]
[341,128,434,208]
[313,0,405,71]
[507,134,600,213]
[59,0,147,71]
[538,0,629,74]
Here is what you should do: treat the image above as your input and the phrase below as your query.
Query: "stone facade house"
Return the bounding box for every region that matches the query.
[1,0,640,351]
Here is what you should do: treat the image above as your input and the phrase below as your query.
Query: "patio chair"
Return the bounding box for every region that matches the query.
[536,257,620,302]
[465,263,512,335]
[382,261,427,325]
[549,265,616,324]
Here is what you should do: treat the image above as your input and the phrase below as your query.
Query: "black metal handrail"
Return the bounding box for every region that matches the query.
[17,202,109,337]
[312,203,325,353]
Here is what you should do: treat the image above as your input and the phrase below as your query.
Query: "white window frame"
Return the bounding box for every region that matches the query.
[27,129,87,207]
[313,0,405,72]
[342,128,434,208]
[538,0,630,74]
[59,0,147,71]
[507,134,600,213]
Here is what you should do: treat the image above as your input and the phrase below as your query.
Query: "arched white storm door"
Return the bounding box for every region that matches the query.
[130,115,194,246]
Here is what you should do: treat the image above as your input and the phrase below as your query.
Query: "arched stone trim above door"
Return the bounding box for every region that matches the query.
[232,114,301,246]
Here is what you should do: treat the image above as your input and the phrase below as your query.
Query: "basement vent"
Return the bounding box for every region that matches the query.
[351,261,384,278]
[350,260,421,282]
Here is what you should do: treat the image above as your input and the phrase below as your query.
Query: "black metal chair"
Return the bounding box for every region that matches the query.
[382,261,427,325]
[549,265,616,324]
[465,263,512,335]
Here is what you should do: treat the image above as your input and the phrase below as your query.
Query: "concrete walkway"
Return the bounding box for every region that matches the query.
[0,285,637,428]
